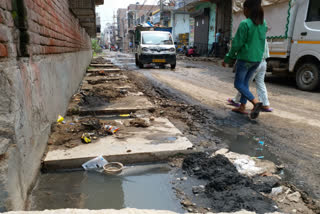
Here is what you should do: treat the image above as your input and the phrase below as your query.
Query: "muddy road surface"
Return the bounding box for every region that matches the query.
[105,51,320,205]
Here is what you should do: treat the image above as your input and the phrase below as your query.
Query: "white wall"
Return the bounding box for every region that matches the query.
[173,14,190,42]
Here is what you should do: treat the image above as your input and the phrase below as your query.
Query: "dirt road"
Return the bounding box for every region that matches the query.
[107,51,320,202]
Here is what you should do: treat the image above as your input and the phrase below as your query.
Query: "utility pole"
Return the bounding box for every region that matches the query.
[113,11,116,46]
[160,0,163,26]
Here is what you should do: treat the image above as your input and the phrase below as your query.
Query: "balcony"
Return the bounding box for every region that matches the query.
[69,0,104,37]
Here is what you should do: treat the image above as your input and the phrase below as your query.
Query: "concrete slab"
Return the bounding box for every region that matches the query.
[83,75,128,84]
[89,64,114,67]
[43,118,193,170]
[87,68,121,73]
[79,96,155,115]
[81,82,93,91]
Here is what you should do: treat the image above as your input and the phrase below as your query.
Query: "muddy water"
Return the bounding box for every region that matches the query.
[29,164,184,212]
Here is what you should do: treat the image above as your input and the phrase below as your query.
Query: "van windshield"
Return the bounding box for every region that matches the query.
[142,33,173,45]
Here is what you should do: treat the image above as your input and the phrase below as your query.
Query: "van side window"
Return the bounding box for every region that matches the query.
[306,0,320,22]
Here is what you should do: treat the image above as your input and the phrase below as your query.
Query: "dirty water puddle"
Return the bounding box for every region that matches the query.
[29,164,184,212]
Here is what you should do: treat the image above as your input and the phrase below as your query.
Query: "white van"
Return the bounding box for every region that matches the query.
[135,28,176,69]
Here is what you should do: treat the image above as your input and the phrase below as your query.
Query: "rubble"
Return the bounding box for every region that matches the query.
[182,153,278,213]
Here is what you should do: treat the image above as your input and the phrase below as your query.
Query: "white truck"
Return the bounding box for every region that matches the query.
[232,0,320,91]
[134,26,177,69]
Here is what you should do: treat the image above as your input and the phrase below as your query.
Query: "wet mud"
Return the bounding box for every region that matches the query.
[182,153,278,213]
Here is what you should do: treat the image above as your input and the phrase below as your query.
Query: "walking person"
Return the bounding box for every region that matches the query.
[222,0,267,119]
[227,40,273,112]
[209,29,222,57]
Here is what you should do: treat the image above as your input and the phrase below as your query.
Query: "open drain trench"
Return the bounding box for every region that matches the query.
[28,55,318,213]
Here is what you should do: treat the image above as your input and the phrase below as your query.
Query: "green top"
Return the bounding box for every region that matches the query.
[225,18,267,64]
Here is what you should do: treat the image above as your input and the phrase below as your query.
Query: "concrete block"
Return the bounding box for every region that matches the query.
[87,68,121,73]
[43,118,193,170]
[79,96,155,115]
[89,64,114,67]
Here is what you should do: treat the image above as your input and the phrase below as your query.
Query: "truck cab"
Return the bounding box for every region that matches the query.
[289,0,320,91]
[135,28,176,69]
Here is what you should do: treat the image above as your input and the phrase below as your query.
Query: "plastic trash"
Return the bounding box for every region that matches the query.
[257,156,264,159]
[81,133,92,144]
[119,114,130,117]
[258,141,264,146]
[271,186,283,196]
[82,155,108,171]
[57,115,64,123]
[104,125,119,134]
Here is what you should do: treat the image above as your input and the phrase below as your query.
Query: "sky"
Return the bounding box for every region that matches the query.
[96,0,158,32]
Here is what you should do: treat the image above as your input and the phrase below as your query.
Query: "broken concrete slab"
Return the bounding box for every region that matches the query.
[43,118,193,170]
[83,75,128,84]
[79,96,154,115]
[87,68,121,73]
[89,64,114,67]
[80,82,93,91]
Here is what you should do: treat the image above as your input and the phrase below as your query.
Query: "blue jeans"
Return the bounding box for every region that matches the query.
[234,60,261,104]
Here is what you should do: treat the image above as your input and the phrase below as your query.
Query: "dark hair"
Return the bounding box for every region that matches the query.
[244,0,264,25]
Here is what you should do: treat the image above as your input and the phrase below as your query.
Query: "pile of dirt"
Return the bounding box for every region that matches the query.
[182,153,278,213]
[91,57,109,64]
[48,117,120,150]
[78,94,109,107]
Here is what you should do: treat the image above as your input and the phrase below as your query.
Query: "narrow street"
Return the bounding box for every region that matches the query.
[107,51,320,201]
[2,0,320,213]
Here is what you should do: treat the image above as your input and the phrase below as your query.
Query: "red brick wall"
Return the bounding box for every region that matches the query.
[0,0,14,58]
[1,0,91,57]
[24,0,91,55]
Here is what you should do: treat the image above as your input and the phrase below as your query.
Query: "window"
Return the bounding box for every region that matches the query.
[306,0,320,22]
[142,33,173,45]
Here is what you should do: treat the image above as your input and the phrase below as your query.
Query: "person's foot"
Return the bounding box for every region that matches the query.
[232,108,248,115]
[261,106,273,112]
[250,102,263,119]
[227,98,241,107]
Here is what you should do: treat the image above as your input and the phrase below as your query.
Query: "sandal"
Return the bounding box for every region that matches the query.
[232,108,248,115]
[250,102,263,119]
[227,98,241,108]
[261,107,273,112]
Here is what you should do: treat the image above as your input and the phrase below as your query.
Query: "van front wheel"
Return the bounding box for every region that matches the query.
[296,63,320,91]
[170,63,176,69]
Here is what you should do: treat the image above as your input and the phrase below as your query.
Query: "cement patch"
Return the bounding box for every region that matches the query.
[79,96,155,115]
[43,118,193,170]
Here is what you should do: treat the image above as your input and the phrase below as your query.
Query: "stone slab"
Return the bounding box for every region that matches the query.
[83,75,128,83]
[89,64,114,67]
[43,118,193,170]
[79,96,155,115]
[87,68,121,73]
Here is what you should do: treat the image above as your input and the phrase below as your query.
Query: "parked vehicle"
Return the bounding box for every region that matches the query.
[134,26,177,69]
[232,0,320,91]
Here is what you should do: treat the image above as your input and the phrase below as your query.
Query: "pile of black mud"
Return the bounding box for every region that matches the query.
[182,153,278,213]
